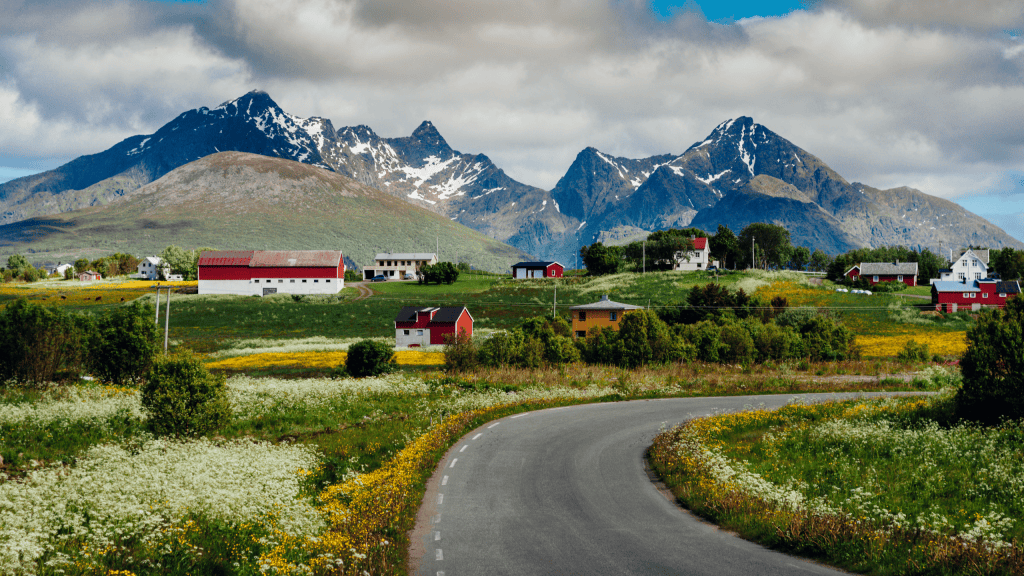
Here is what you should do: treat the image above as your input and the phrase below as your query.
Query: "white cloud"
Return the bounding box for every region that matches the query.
[1,0,1022,202]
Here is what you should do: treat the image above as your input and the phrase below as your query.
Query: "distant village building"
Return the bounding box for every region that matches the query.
[845,261,919,287]
[136,257,168,280]
[394,306,473,347]
[198,250,345,296]
[78,271,102,282]
[363,253,437,280]
[511,261,564,279]
[48,263,73,277]
[569,295,644,338]
[936,249,989,283]
[674,237,711,271]
[932,279,1020,313]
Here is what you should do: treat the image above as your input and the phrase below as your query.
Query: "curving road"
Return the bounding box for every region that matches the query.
[409,394,882,576]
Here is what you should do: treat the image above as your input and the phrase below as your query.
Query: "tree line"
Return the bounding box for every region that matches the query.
[579,224,833,275]
[444,283,859,372]
[1,245,214,283]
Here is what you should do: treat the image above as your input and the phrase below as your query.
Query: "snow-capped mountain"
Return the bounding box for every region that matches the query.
[1,92,1020,263]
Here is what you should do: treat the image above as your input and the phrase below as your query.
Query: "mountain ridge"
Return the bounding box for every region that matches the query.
[2,91,1020,263]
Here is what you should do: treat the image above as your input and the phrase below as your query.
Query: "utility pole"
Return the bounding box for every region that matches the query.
[643,240,646,274]
[751,236,755,270]
[154,289,160,325]
[552,285,557,318]
[163,288,171,353]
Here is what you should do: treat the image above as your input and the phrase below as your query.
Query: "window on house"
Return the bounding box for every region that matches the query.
[983,293,989,298]
[290,279,295,283]
[417,330,423,336]
[278,279,283,283]
[897,275,903,281]
[255,279,259,283]
[873,275,879,282]
[302,279,307,283]
[610,312,617,321]
[314,279,319,283]
[976,273,982,279]
[579,311,587,321]
[1000,293,1007,297]
[959,273,966,280]
[963,292,969,298]
[404,330,410,335]
[575,331,587,338]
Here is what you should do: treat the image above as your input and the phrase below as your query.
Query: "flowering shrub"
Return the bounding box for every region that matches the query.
[0,437,322,575]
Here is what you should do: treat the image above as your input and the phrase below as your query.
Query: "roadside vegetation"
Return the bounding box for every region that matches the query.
[2,237,1019,576]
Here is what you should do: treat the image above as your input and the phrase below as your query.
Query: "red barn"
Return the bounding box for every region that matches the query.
[394,306,473,347]
[511,261,564,279]
[198,250,345,296]
[932,279,1020,312]
[845,261,919,287]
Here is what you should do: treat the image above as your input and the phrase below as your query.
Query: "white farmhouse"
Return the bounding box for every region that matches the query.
[673,237,711,271]
[363,253,437,280]
[935,249,989,283]
[136,257,168,280]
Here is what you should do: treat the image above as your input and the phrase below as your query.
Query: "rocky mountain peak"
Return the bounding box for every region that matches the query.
[411,121,448,148]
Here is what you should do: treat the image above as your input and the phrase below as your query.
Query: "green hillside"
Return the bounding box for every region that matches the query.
[0,152,531,271]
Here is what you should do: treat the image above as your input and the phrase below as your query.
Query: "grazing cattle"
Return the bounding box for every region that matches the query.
[95,296,102,301]
[119,297,125,302]
[60,295,66,300]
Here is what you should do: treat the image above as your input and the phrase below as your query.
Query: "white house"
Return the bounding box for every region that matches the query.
[935,249,989,284]
[363,252,437,280]
[673,237,711,271]
[136,257,168,280]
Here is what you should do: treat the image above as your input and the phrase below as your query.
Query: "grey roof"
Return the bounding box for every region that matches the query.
[431,307,469,323]
[393,306,468,323]
[859,262,919,276]
[959,249,990,265]
[375,253,436,261]
[569,296,644,311]
[996,281,1021,294]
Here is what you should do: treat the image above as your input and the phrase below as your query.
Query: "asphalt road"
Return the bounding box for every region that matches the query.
[410,394,876,576]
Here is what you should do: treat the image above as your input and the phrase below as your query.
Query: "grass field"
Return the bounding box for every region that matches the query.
[648,390,1023,575]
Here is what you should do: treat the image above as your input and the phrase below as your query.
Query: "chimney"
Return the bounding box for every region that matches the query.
[600,294,609,301]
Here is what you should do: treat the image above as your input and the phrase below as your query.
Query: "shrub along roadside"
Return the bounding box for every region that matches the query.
[141,350,231,438]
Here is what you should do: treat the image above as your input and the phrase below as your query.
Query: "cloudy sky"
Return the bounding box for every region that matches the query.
[2,0,1023,238]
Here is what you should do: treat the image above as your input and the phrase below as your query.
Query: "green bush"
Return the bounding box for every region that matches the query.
[478,330,525,367]
[346,339,396,377]
[718,322,755,364]
[957,297,1024,423]
[141,350,231,437]
[88,301,160,386]
[616,309,676,368]
[582,326,619,365]
[443,329,478,373]
[343,269,360,282]
[800,315,859,361]
[896,339,930,363]
[544,335,581,365]
[0,299,90,386]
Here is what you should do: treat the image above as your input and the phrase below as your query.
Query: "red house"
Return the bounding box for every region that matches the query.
[394,306,473,347]
[932,280,1020,312]
[845,261,919,287]
[511,261,564,279]
[198,250,345,296]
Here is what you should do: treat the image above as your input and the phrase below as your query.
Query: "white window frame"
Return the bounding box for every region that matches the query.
[897,275,903,281]
[963,292,970,298]
[1000,293,1007,297]
[983,293,989,298]
[873,275,878,282]
[610,311,617,321]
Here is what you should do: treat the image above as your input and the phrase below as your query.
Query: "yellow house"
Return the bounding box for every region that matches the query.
[569,295,645,338]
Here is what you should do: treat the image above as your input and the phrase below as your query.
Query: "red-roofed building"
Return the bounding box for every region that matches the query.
[394,306,473,347]
[674,236,712,271]
[198,250,345,296]
[511,261,564,279]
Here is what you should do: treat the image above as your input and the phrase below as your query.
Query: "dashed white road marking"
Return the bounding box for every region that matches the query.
[459,445,468,452]
[433,514,441,524]
[437,493,444,504]
[449,458,458,468]
[435,530,441,541]
[487,422,500,429]
[436,549,444,561]
[472,433,482,440]
[438,571,445,576]
[442,475,448,486]
[511,414,527,419]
